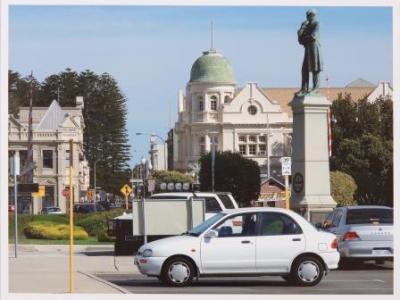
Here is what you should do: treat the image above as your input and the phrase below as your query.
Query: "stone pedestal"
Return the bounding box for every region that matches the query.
[289,93,337,223]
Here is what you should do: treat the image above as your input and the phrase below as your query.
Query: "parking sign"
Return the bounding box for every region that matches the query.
[281,157,292,176]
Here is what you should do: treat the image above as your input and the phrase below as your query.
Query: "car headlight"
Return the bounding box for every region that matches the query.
[142,249,153,257]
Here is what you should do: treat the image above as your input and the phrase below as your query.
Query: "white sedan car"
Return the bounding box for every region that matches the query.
[134,207,339,287]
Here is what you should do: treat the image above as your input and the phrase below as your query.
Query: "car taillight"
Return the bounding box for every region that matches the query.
[343,231,360,241]
[330,238,338,249]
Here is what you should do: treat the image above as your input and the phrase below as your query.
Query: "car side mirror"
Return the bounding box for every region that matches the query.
[204,229,218,239]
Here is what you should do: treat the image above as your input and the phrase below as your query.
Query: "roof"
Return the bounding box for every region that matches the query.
[37,100,67,130]
[190,49,235,84]
[342,205,392,210]
[345,78,376,88]
[256,87,375,117]
[261,176,285,187]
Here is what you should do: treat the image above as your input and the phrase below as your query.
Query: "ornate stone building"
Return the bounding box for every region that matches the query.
[173,48,292,177]
[8,97,90,213]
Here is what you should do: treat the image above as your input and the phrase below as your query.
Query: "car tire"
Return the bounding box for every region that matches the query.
[290,256,324,286]
[161,257,195,287]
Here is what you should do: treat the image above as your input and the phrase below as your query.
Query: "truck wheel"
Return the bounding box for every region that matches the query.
[161,257,195,287]
[291,256,324,286]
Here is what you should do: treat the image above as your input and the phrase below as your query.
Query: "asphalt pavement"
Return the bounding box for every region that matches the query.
[95,261,393,294]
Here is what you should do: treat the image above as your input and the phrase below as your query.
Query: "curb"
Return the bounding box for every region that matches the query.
[78,271,131,294]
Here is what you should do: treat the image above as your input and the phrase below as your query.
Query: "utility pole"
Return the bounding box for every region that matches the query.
[68,139,75,293]
[13,151,20,258]
[266,112,271,178]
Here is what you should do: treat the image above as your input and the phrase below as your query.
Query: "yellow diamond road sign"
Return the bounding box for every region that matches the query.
[120,184,133,197]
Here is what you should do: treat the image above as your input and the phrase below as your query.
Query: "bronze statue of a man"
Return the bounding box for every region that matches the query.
[297,9,323,95]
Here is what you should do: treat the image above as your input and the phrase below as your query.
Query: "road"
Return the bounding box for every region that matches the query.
[95,261,393,294]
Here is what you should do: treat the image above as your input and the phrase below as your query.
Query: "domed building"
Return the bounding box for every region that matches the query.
[173,47,293,179]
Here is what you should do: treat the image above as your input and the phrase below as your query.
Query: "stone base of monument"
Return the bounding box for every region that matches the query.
[289,92,337,223]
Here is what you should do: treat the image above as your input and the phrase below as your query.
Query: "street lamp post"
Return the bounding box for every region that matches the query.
[141,157,148,244]
[136,132,167,171]
[93,158,101,211]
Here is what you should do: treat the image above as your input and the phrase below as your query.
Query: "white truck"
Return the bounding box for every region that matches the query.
[111,192,239,255]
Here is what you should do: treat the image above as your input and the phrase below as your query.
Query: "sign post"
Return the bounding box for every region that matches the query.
[280,157,292,210]
[120,184,133,210]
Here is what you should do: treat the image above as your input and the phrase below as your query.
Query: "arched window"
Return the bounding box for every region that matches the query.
[198,95,204,111]
[224,95,231,103]
[210,95,218,111]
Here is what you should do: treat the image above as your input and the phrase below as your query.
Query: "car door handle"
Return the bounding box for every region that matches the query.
[241,240,251,244]
[292,238,301,242]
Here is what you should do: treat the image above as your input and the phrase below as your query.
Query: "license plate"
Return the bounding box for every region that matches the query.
[372,249,391,255]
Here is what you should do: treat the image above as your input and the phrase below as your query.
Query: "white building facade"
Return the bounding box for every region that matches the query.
[8,97,90,214]
[173,48,292,177]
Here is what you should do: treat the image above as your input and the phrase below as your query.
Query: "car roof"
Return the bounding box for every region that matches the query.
[151,192,221,197]
[222,207,290,214]
[343,205,392,210]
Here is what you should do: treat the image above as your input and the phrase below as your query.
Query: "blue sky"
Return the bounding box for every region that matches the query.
[9,5,393,165]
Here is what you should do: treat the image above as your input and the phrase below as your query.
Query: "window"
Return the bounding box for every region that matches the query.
[259,135,266,142]
[259,212,303,236]
[42,150,53,168]
[249,144,256,155]
[216,194,235,209]
[239,145,246,155]
[210,99,217,110]
[224,95,231,103]
[258,144,266,156]
[213,213,258,237]
[239,135,246,143]
[65,150,71,167]
[199,100,204,111]
[248,105,257,115]
[332,210,343,227]
[205,197,222,213]
[249,135,257,143]
[346,208,393,225]
[200,136,205,143]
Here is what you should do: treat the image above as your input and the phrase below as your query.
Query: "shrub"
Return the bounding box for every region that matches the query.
[75,209,125,236]
[24,221,88,240]
[330,171,357,206]
[97,231,115,242]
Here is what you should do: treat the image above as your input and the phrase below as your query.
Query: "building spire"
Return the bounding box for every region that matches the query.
[210,21,214,50]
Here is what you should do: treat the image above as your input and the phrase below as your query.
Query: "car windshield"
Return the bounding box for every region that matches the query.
[216,193,235,209]
[188,212,226,236]
[346,208,393,225]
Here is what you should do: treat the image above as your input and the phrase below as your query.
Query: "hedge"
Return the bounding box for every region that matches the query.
[24,221,88,240]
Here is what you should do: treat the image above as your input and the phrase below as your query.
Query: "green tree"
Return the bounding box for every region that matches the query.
[330,171,357,206]
[331,94,393,207]
[199,151,260,207]
[152,170,193,183]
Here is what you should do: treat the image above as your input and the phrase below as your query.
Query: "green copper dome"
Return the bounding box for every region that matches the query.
[190,49,235,83]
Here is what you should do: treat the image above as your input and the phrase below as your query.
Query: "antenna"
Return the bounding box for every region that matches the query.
[210,21,214,50]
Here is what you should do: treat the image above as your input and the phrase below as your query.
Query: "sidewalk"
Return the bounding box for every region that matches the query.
[9,244,139,293]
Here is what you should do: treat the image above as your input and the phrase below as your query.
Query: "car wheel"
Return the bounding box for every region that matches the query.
[291,256,324,286]
[161,257,195,287]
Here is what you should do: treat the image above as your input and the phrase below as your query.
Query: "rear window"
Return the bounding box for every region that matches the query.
[346,208,393,225]
[216,193,235,209]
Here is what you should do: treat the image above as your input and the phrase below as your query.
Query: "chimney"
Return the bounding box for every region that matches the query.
[76,96,84,109]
